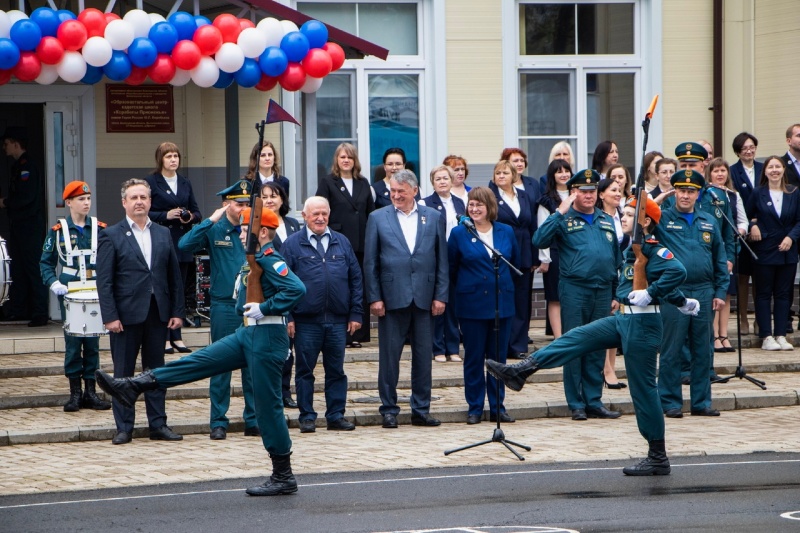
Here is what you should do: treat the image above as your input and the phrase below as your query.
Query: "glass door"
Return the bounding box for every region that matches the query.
[585,72,636,171]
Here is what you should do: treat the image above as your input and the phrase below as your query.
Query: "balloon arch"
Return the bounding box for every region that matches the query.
[0,7,345,92]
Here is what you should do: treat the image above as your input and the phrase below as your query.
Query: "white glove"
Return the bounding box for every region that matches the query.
[628,289,652,307]
[50,281,68,296]
[678,298,700,316]
[243,302,265,321]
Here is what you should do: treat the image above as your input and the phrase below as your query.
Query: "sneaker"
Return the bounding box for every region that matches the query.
[761,336,780,351]
[776,336,794,351]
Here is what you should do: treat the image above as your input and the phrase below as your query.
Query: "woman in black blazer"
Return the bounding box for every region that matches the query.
[746,156,800,351]
[246,140,291,197]
[316,142,375,346]
[144,142,201,354]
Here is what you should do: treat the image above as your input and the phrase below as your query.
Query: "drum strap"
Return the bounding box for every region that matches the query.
[58,217,99,282]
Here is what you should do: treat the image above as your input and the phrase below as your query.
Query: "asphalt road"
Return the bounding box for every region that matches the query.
[2,452,799,532]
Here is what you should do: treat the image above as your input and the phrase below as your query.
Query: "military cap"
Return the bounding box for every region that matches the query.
[674,142,708,162]
[217,179,252,203]
[240,206,279,229]
[625,195,661,225]
[62,181,91,201]
[671,169,705,189]
[566,168,601,190]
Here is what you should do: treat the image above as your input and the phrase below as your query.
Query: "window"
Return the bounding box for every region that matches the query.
[368,74,420,179]
[313,73,356,180]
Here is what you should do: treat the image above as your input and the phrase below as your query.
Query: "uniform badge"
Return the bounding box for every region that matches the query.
[702,232,711,243]
[340,186,346,192]
[437,205,442,210]
[657,248,674,259]
[225,236,230,241]
[767,202,772,206]
[384,191,389,196]
[273,261,289,276]
[421,216,426,225]
[623,265,634,279]
[20,170,30,181]
[499,200,504,205]
[606,232,613,242]
[241,273,249,287]
[471,238,476,243]
[43,237,53,252]
[584,169,592,178]
[715,208,722,218]
[126,231,131,236]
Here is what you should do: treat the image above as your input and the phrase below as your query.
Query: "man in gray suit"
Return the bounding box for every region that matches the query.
[364,169,448,428]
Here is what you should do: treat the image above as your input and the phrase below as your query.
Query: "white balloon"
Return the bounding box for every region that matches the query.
[82,36,113,67]
[6,10,29,25]
[190,56,219,88]
[214,42,244,73]
[300,75,323,94]
[105,19,135,51]
[170,67,191,86]
[257,17,283,48]
[0,11,12,39]
[237,27,266,58]
[280,20,299,36]
[57,51,88,83]
[36,64,59,85]
[148,13,166,26]
[123,9,151,39]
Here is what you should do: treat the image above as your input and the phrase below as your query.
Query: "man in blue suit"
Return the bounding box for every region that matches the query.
[364,170,449,428]
[96,179,185,445]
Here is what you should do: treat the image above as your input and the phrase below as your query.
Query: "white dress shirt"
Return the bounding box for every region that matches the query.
[396,204,419,253]
[498,188,521,217]
[126,216,153,269]
[306,226,331,253]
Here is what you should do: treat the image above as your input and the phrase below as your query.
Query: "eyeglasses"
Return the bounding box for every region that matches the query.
[385,162,404,168]
[740,146,756,153]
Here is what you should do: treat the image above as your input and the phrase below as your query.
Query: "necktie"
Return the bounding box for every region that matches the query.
[313,233,325,256]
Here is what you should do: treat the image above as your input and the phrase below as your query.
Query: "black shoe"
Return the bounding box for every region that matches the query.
[680,375,690,385]
[489,412,515,423]
[63,377,82,412]
[246,453,297,496]
[467,414,481,425]
[571,409,587,421]
[485,357,540,392]
[691,407,720,416]
[244,426,261,437]
[150,425,183,441]
[112,430,132,445]
[411,414,441,427]
[664,408,683,418]
[170,341,192,353]
[623,440,671,476]
[528,338,534,345]
[327,418,355,431]
[507,352,527,360]
[382,413,398,429]
[210,427,227,440]
[299,419,316,433]
[95,369,159,409]
[27,318,48,327]
[81,379,111,410]
[346,341,362,349]
[604,379,627,390]
[164,347,175,355]
[586,406,621,419]
[283,397,298,409]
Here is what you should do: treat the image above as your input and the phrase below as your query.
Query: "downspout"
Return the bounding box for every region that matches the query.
[710,0,723,151]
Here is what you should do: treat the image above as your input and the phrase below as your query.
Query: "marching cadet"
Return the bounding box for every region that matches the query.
[178,179,260,441]
[488,197,698,475]
[96,206,306,496]
[533,169,623,421]
[40,181,110,412]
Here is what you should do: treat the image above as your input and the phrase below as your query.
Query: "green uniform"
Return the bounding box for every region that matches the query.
[534,206,622,411]
[151,243,306,455]
[525,240,687,440]
[178,217,258,431]
[655,207,728,412]
[39,216,106,379]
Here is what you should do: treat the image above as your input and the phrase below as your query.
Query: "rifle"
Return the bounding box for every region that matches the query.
[245,119,268,307]
[631,95,659,291]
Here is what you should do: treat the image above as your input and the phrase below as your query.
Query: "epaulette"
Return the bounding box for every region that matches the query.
[97,221,107,228]
[51,223,62,231]
[264,247,274,255]
[645,237,659,244]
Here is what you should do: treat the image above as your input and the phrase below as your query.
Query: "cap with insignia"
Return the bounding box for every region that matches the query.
[240,207,280,229]
[674,142,708,162]
[670,169,705,189]
[216,179,252,203]
[625,195,661,224]
[566,168,601,190]
[62,181,91,200]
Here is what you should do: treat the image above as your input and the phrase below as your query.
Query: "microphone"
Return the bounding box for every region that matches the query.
[705,185,722,204]
[456,214,476,231]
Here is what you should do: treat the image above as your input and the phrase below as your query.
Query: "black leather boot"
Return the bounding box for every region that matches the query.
[82,379,111,410]
[485,357,540,392]
[63,377,82,412]
[246,452,298,496]
[94,369,159,409]
[623,439,671,476]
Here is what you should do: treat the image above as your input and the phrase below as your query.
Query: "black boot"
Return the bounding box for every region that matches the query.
[63,377,82,412]
[82,379,111,410]
[94,369,159,409]
[485,357,540,392]
[246,452,298,496]
[623,439,671,476]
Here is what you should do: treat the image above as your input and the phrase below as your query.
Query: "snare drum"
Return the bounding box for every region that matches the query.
[0,238,10,306]
[64,290,108,337]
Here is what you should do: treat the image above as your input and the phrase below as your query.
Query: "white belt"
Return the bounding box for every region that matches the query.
[245,316,286,327]
[62,267,95,277]
[620,304,659,314]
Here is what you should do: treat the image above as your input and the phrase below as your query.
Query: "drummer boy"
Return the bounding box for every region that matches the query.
[40,181,110,413]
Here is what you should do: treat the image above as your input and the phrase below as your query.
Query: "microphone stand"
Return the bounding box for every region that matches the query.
[707,189,766,389]
[444,220,531,460]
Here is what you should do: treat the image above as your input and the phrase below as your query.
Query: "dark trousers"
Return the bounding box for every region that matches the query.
[7,219,48,320]
[59,294,100,379]
[508,269,532,353]
[460,316,511,417]
[347,251,370,344]
[432,284,460,356]
[294,321,348,423]
[109,297,168,433]
[752,263,796,338]
[166,261,193,342]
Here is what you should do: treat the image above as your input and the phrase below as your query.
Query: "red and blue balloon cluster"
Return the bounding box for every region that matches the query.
[0,8,345,91]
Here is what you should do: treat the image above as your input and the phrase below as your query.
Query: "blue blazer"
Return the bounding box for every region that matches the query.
[781,154,800,189]
[730,160,763,209]
[448,222,518,320]
[364,205,448,310]
[144,172,201,263]
[488,182,537,269]
[272,215,301,252]
[746,186,800,265]
[519,174,542,206]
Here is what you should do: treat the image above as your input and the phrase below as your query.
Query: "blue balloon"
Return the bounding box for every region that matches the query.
[81,65,104,84]
[280,32,310,63]
[234,58,261,88]
[128,38,158,68]
[149,22,179,54]
[103,51,132,81]
[30,7,61,37]
[56,10,77,23]
[213,70,234,89]
[194,15,211,28]
[259,46,288,77]
[10,20,42,52]
[168,11,198,41]
[0,39,20,70]
[300,20,328,49]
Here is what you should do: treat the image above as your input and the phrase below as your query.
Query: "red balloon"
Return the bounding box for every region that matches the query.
[57,19,88,51]
[14,52,42,82]
[104,12,121,23]
[125,65,148,85]
[255,74,278,92]
[278,62,306,91]
[302,48,332,78]
[0,69,12,85]
[77,8,107,38]
[238,18,255,31]
[171,39,201,70]
[323,42,345,71]
[193,24,222,56]
[36,36,65,65]
[148,53,176,84]
[213,14,241,43]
